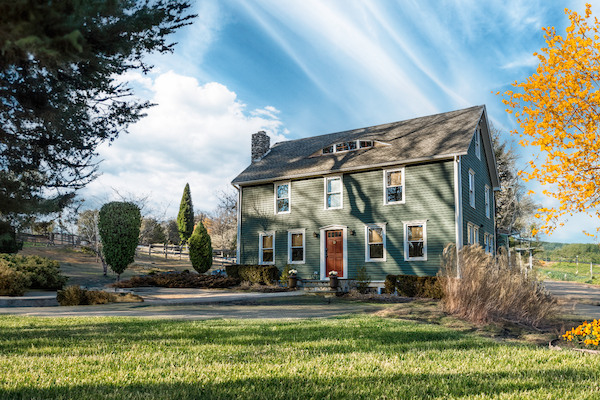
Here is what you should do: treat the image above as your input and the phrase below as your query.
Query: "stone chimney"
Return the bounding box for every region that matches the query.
[251,131,270,163]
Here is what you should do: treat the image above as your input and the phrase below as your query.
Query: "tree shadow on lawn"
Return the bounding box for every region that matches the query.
[1,367,597,400]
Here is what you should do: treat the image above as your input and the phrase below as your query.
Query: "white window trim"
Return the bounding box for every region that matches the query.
[274,181,291,215]
[485,185,490,219]
[469,169,475,208]
[324,175,343,210]
[383,167,405,205]
[467,222,479,246]
[319,224,348,280]
[403,220,427,261]
[259,231,275,265]
[475,127,481,160]
[365,223,387,262]
[323,140,374,155]
[287,228,306,264]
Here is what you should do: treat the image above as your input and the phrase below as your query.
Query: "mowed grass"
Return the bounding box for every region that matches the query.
[1,315,600,399]
[537,261,600,285]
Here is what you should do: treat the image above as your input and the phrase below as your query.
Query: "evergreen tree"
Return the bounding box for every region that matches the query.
[188,222,212,274]
[98,202,141,281]
[0,1,195,216]
[177,183,194,243]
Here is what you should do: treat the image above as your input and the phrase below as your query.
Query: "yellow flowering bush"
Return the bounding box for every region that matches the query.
[563,319,600,348]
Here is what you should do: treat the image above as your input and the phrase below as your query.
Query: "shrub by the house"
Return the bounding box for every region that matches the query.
[385,274,443,299]
[98,202,141,280]
[188,222,212,273]
[110,271,240,289]
[226,264,278,285]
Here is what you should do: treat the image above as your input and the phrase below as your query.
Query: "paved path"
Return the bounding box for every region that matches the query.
[544,280,600,320]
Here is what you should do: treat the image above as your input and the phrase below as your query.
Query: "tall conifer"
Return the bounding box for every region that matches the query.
[177,183,194,243]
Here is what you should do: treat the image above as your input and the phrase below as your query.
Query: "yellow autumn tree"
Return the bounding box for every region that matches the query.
[501,3,600,237]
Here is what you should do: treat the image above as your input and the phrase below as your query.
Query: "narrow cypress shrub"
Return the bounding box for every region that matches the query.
[188,222,212,273]
[0,221,19,254]
[177,183,194,243]
[98,202,141,280]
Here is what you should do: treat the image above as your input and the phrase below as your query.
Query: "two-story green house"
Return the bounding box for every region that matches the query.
[231,105,500,287]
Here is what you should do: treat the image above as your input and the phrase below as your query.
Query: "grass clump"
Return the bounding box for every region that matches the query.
[57,286,143,306]
[109,270,240,289]
[441,244,556,327]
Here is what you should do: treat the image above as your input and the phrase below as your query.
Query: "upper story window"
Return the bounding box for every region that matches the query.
[325,176,343,210]
[485,185,490,218]
[403,220,427,261]
[469,169,475,208]
[288,229,305,264]
[475,127,481,160]
[384,168,405,205]
[275,182,290,214]
[259,231,275,264]
[365,223,386,262]
[322,139,373,155]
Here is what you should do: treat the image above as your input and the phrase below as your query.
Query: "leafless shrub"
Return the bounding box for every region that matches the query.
[441,244,556,327]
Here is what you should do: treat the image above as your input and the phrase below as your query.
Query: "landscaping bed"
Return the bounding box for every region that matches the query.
[109,270,240,289]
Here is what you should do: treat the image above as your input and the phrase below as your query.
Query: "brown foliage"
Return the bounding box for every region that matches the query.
[57,286,144,306]
[441,244,556,327]
[110,270,240,289]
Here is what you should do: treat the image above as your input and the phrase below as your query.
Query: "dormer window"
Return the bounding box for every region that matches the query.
[322,140,373,155]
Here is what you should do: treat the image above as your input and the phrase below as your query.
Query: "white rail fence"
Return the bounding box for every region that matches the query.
[135,244,236,267]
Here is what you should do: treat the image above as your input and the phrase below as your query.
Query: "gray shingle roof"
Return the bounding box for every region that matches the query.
[233,105,487,186]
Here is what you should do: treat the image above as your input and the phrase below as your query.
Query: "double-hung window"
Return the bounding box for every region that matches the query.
[383,168,405,205]
[259,231,275,264]
[475,128,481,160]
[325,176,343,209]
[288,229,305,264]
[467,223,479,246]
[275,182,290,214]
[403,220,427,261]
[469,169,475,208]
[485,185,490,218]
[365,223,386,262]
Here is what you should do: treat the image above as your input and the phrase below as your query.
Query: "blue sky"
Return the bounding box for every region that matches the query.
[82,0,598,244]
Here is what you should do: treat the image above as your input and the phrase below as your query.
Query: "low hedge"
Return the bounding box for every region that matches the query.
[57,286,143,306]
[0,254,68,295]
[109,270,240,289]
[225,265,279,285]
[385,274,444,299]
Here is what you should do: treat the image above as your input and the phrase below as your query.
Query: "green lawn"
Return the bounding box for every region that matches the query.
[537,261,600,285]
[1,315,599,399]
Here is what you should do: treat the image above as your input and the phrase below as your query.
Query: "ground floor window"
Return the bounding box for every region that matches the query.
[365,223,386,262]
[484,233,494,254]
[288,229,305,264]
[259,231,275,264]
[403,220,427,261]
[467,223,479,246]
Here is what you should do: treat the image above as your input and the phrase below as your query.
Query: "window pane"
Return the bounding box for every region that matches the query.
[277,199,289,213]
[360,141,372,148]
[388,171,402,187]
[368,227,383,243]
[277,184,288,199]
[348,141,357,150]
[291,248,303,262]
[369,243,383,259]
[262,249,273,262]
[262,235,273,249]
[408,241,423,258]
[387,186,402,203]
[408,225,423,241]
[327,178,341,193]
[291,233,303,247]
[323,146,334,154]
[336,143,348,152]
[327,193,341,208]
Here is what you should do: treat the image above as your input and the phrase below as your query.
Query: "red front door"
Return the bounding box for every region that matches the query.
[326,230,344,278]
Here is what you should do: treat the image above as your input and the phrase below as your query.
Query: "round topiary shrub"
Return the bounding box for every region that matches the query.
[188,222,212,274]
[98,202,141,280]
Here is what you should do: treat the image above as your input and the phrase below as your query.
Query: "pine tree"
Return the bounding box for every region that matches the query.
[188,222,213,274]
[177,183,194,243]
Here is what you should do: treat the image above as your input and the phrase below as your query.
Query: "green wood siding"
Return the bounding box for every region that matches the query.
[240,160,456,280]
[461,124,496,249]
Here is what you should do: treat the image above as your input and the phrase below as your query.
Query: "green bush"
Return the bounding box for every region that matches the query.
[355,266,371,294]
[0,254,68,290]
[56,285,88,306]
[98,202,141,280]
[110,271,240,289]
[385,274,444,299]
[0,221,19,253]
[0,262,31,296]
[177,183,194,243]
[226,265,279,285]
[188,223,212,273]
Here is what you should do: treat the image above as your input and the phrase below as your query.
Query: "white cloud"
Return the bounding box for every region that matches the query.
[501,55,539,69]
[81,72,288,217]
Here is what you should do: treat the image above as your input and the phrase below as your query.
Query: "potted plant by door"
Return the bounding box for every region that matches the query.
[328,270,338,288]
[288,269,298,289]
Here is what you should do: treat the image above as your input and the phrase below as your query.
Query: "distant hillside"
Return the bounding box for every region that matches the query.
[536,242,600,263]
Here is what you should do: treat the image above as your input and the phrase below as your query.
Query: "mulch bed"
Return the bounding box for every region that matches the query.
[549,338,600,355]
[109,271,240,289]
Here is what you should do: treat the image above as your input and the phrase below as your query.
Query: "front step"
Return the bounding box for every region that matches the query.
[298,279,348,292]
